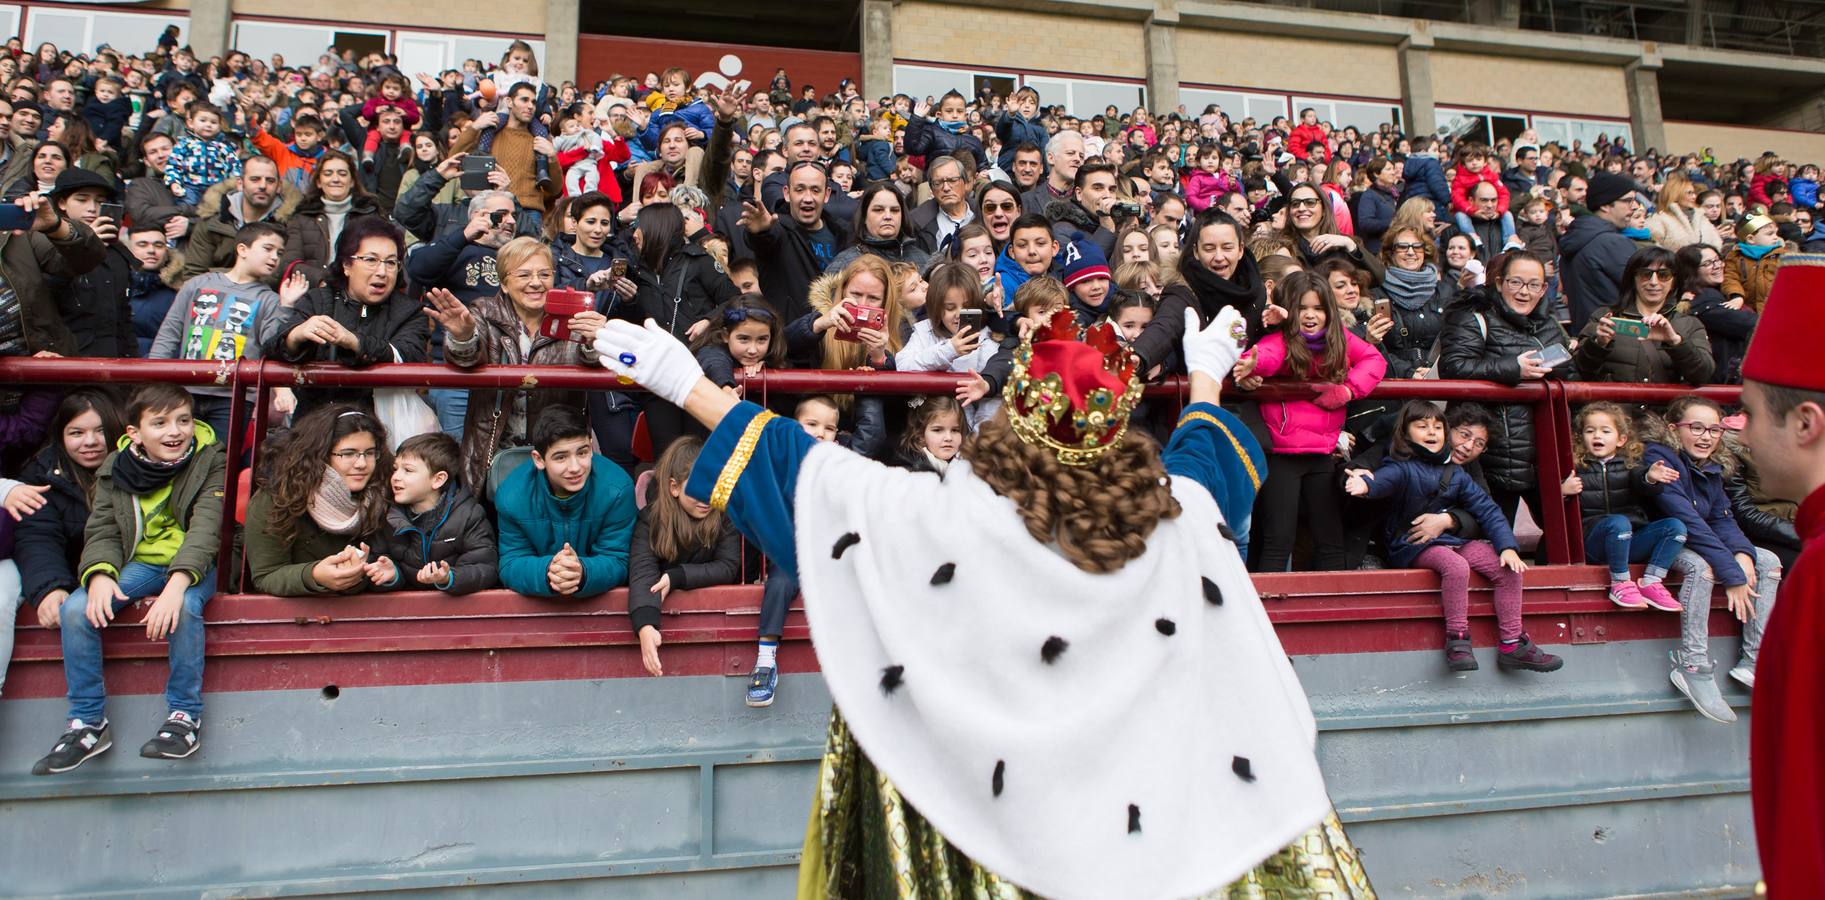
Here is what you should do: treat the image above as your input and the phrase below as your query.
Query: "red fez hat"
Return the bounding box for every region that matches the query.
[1742,253,1825,392]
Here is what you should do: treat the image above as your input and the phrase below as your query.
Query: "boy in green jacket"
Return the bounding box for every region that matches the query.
[33,383,227,775]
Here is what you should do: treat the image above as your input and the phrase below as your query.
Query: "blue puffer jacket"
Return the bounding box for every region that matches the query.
[494,454,637,598]
[640,100,717,153]
[1790,176,1818,209]
[1401,154,1452,220]
[1643,442,1754,585]
[993,111,1049,170]
[1358,455,1517,568]
[903,115,986,170]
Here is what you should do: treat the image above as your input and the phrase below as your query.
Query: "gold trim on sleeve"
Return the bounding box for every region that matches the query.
[1177,410,1262,492]
[711,410,779,511]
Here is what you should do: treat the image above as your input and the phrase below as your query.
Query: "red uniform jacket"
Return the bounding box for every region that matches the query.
[1752,482,1825,896]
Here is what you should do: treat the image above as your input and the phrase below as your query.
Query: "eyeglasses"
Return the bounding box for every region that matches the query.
[1289,197,1322,209]
[982,200,1018,213]
[1502,277,1547,293]
[1391,241,1426,252]
[1700,258,1725,269]
[508,269,555,282]
[331,448,380,462]
[351,255,400,272]
[1675,422,1726,438]
[1638,268,1674,282]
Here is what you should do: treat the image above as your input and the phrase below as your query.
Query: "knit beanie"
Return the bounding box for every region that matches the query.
[1586,173,1635,213]
[1057,234,1112,288]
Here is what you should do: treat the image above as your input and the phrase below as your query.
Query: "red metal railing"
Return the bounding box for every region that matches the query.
[0,358,1744,580]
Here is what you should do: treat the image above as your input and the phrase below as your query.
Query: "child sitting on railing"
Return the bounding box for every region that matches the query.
[628,436,742,678]
[1346,400,1563,674]
[1561,402,1686,611]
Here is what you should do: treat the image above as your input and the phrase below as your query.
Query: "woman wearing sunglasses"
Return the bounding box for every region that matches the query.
[1573,246,1714,386]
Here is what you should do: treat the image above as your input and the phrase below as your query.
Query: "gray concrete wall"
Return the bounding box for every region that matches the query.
[0,635,1758,897]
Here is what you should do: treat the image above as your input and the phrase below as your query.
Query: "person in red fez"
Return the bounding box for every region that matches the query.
[1739,253,1825,897]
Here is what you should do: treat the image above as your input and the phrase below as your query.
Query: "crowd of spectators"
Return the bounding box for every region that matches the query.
[0,31,1806,770]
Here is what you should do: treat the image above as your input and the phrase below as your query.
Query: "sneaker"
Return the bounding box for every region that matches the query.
[1444,631,1478,671]
[139,711,201,760]
[1669,652,1737,724]
[1729,664,1755,690]
[32,719,111,775]
[1497,634,1564,672]
[1608,580,1647,609]
[745,666,778,708]
[1638,581,1681,612]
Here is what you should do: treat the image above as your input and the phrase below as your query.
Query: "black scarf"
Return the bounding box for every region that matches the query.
[1180,251,1266,324]
[110,439,194,495]
[1410,443,1451,466]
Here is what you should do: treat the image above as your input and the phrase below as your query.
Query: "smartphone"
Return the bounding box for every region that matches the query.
[958,308,985,335]
[1373,298,1392,320]
[1537,343,1573,369]
[539,288,594,342]
[460,154,496,191]
[1611,317,1650,339]
[99,202,124,224]
[610,258,627,280]
[836,303,886,342]
[0,204,32,231]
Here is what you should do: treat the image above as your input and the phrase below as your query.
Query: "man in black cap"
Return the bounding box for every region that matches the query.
[49,168,135,357]
[1560,171,1640,331]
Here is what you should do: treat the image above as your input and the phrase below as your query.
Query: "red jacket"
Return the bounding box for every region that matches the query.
[1248,330,1387,454]
[1752,483,1825,897]
[1288,123,1330,161]
[1450,165,1510,217]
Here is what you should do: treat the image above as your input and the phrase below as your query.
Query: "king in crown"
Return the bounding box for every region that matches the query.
[592,299,1373,898]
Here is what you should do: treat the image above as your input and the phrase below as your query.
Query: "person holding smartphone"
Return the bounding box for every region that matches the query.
[48,168,136,357]
[1573,246,1715,387]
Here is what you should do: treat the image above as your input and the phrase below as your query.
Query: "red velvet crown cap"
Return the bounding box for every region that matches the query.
[1741,253,1825,392]
[1004,309,1144,465]
[1027,340,1127,444]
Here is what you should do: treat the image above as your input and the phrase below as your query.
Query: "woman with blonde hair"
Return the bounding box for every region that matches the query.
[423,236,607,492]
[1649,169,1723,251]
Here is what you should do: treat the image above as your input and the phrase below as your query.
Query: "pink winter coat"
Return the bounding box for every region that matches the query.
[1248,330,1387,454]
[1183,168,1241,212]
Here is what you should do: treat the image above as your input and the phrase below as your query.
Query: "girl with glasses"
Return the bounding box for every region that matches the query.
[244,405,394,597]
[1642,396,1782,724]
[1573,246,1714,386]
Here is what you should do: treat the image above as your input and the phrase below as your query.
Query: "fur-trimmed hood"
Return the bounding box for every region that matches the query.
[160,176,305,287]
[807,270,842,315]
[1044,198,1099,233]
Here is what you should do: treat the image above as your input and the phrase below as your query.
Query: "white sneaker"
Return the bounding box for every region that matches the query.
[1729,665,1755,690]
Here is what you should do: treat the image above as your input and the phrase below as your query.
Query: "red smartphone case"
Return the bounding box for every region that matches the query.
[540,289,594,342]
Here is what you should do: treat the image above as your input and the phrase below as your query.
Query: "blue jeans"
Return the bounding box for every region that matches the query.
[1584,515,1687,580]
[428,388,468,440]
[1455,210,1516,245]
[60,563,217,723]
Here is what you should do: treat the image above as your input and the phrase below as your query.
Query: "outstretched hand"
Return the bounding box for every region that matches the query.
[1181,306,1248,382]
[593,319,707,407]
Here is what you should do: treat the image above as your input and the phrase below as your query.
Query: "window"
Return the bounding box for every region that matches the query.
[893,64,985,106]
[232,21,388,71]
[397,32,546,78]
[1532,116,1629,152]
[25,9,182,56]
[1437,108,1491,144]
[0,5,17,41]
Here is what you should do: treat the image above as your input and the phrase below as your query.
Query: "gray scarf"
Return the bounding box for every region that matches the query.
[1381,264,1440,311]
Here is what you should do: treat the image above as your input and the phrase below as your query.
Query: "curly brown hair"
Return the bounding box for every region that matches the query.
[258,404,394,543]
[964,410,1181,574]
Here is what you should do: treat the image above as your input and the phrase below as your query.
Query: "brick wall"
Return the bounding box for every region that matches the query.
[1430,51,1627,118]
[892,1,1145,79]
[1176,29,1400,99]
[1665,120,1825,166]
[230,0,540,34]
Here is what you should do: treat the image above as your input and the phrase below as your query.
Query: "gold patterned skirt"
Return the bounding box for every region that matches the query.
[796,711,1375,900]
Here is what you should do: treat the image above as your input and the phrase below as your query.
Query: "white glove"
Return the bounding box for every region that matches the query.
[1181,306,1247,381]
[593,319,704,407]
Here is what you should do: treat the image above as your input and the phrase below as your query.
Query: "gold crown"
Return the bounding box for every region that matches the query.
[1003,309,1144,466]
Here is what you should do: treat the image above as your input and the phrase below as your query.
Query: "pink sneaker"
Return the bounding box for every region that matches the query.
[1608,580,1646,609]
[1638,580,1681,612]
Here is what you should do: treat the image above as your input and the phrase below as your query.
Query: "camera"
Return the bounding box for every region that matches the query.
[1109,201,1144,220]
